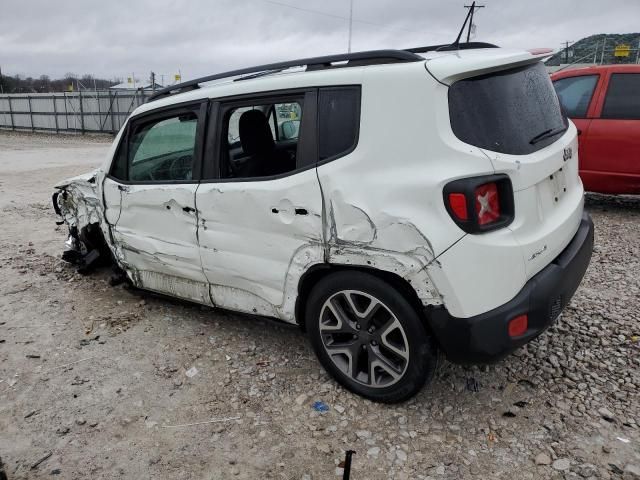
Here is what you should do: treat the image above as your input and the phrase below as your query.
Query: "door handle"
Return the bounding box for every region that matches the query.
[117,184,129,192]
[271,207,308,215]
[182,206,196,213]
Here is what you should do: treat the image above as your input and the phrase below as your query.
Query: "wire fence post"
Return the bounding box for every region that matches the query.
[63,91,69,130]
[96,90,102,132]
[7,95,15,131]
[78,90,85,134]
[52,94,59,133]
[109,91,116,133]
[27,95,34,132]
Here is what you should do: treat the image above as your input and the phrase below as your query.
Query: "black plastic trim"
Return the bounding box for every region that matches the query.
[406,42,498,53]
[427,212,594,364]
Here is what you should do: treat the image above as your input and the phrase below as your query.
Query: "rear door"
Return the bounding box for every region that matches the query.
[582,71,640,193]
[195,90,324,320]
[552,72,601,171]
[102,101,212,304]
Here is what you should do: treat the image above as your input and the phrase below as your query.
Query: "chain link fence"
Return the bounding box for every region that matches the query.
[0,90,151,134]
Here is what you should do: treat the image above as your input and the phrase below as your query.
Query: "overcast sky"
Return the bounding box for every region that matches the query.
[1,0,638,82]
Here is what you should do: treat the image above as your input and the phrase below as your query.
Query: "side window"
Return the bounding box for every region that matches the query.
[272,102,302,141]
[552,75,598,118]
[220,99,303,179]
[601,73,640,120]
[128,113,198,181]
[318,87,361,161]
[110,109,200,182]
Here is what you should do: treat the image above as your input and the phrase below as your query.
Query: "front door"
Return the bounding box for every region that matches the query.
[195,91,324,320]
[103,101,212,304]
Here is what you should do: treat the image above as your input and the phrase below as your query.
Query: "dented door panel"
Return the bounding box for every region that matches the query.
[196,169,324,321]
[108,183,211,305]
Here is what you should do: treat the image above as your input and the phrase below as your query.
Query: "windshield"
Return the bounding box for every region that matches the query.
[449,62,568,155]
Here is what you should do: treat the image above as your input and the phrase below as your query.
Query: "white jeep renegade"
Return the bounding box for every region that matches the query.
[53,43,594,403]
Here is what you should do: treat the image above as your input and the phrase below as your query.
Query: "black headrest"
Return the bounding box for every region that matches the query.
[239,109,274,155]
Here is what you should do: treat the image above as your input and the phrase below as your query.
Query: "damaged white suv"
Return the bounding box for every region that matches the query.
[54,43,594,403]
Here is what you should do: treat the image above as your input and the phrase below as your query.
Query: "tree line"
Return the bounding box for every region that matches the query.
[0,73,119,94]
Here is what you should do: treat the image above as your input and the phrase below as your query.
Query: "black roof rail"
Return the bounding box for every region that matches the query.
[147,49,423,102]
[406,42,499,53]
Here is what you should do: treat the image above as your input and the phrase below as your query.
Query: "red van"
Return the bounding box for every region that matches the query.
[551,65,640,194]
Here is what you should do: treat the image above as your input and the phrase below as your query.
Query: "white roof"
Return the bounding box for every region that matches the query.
[132,47,547,115]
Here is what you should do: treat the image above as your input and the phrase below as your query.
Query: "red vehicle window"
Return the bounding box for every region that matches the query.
[553,75,598,118]
[601,73,640,120]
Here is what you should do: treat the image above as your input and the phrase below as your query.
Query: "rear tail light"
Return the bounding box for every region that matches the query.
[475,182,500,225]
[508,314,528,337]
[448,193,468,221]
[443,174,514,234]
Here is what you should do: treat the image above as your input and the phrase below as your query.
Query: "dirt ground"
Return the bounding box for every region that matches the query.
[0,131,638,480]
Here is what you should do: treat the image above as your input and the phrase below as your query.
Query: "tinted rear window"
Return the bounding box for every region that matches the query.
[449,62,567,155]
[318,87,360,161]
[601,73,640,120]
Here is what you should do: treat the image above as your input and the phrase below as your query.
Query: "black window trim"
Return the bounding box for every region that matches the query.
[106,99,208,185]
[552,73,601,120]
[599,72,640,121]
[316,85,362,167]
[201,87,319,183]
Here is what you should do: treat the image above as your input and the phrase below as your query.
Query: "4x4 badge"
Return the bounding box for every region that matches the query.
[563,147,572,161]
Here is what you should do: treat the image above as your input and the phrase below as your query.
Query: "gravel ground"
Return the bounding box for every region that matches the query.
[0,131,638,479]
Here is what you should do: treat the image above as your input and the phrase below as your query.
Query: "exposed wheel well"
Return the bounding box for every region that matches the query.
[295,264,429,331]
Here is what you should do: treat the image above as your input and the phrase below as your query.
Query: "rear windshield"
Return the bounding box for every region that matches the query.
[449,62,568,155]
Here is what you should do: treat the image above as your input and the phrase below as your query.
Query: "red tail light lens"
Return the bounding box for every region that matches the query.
[508,314,528,337]
[443,174,514,234]
[448,193,468,220]
[474,182,500,225]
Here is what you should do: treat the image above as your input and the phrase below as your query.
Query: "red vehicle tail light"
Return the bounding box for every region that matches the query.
[474,182,500,225]
[448,193,468,220]
[443,174,514,234]
[508,314,528,337]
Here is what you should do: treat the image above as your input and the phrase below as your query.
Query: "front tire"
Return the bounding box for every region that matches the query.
[305,271,438,403]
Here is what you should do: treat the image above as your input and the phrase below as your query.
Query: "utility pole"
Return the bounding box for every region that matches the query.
[347,0,354,53]
[600,37,607,65]
[463,3,485,42]
[561,41,573,64]
[150,71,156,91]
[0,65,3,94]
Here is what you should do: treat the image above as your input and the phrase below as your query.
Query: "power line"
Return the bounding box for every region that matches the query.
[260,0,416,34]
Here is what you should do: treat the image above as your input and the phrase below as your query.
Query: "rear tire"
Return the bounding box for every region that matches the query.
[305,271,438,403]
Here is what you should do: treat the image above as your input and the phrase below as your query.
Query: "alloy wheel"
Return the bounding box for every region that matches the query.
[319,290,410,388]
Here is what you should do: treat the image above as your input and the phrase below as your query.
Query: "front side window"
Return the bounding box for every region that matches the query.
[110,111,199,182]
[553,75,599,118]
[601,73,640,120]
[449,62,568,155]
[221,99,303,179]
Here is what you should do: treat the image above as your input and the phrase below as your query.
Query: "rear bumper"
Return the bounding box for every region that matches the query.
[427,212,594,364]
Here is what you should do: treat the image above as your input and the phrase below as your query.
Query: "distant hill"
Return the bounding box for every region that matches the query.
[545,33,640,66]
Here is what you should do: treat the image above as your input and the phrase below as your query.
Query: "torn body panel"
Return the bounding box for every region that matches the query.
[104,181,210,305]
[53,169,111,272]
[325,196,442,306]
